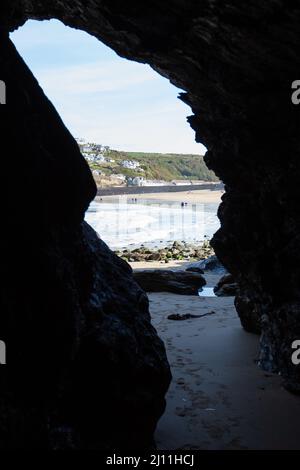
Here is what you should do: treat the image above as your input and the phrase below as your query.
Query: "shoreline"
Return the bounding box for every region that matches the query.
[95,187,224,205]
[96,182,223,197]
[117,240,214,264]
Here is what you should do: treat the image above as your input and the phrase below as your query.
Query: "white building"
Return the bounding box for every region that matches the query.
[121,160,141,170]
[83,153,94,162]
[95,154,106,163]
[128,176,145,186]
[83,153,107,164]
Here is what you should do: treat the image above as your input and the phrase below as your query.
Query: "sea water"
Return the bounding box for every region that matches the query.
[85,196,220,250]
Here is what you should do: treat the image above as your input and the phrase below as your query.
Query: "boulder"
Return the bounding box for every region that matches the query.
[214,274,238,297]
[186,266,205,275]
[196,255,228,275]
[235,291,261,335]
[133,269,206,295]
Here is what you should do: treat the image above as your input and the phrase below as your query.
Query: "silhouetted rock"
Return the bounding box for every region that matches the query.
[186,266,205,275]
[133,269,206,295]
[235,291,261,335]
[214,274,238,297]
[189,255,227,275]
[2,0,300,436]
[0,35,171,450]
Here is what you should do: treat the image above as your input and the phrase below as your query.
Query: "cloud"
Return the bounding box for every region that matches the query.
[11,19,207,154]
[36,61,160,96]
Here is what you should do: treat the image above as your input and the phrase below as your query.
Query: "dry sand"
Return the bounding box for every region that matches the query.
[129,259,189,271]
[131,262,300,450]
[98,189,223,204]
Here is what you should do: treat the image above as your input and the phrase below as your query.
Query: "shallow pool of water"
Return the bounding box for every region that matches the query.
[198,287,216,297]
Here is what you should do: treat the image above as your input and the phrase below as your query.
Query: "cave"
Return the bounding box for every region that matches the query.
[1,0,300,450]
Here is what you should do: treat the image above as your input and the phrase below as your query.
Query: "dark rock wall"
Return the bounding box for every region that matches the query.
[1,0,300,446]
[9,0,300,389]
[0,33,170,449]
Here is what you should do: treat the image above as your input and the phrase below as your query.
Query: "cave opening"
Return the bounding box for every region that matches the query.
[11,19,219,250]
[2,1,300,451]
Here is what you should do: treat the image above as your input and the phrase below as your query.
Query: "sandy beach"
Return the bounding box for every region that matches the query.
[96,188,224,205]
[98,187,300,449]
[130,261,300,450]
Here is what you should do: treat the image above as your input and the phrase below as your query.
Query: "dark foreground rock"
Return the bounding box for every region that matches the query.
[234,291,262,335]
[133,269,206,295]
[0,36,171,450]
[2,0,300,430]
[185,266,204,274]
[214,274,238,297]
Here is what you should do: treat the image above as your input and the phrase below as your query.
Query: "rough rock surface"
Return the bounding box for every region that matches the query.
[0,0,300,443]
[191,255,228,275]
[133,269,206,295]
[234,291,261,335]
[0,34,170,449]
[214,274,238,297]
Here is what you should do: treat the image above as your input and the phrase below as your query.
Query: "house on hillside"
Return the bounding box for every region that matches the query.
[127,176,145,187]
[94,154,106,163]
[83,153,94,162]
[122,160,141,170]
[92,169,104,176]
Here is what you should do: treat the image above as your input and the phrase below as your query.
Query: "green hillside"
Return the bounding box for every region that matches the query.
[90,149,218,182]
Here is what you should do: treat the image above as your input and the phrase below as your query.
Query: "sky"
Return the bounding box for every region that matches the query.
[10,19,207,154]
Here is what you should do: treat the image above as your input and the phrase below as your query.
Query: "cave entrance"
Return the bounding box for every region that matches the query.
[3,2,300,451]
[11,19,220,253]
[8,15,300,451]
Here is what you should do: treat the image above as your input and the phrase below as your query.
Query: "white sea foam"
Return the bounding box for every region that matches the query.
[85,199,220,249]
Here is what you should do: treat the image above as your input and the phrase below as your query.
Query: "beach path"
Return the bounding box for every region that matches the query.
[150,274,300,450]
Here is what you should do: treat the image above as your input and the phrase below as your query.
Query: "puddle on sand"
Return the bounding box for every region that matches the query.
[198,287,216,297]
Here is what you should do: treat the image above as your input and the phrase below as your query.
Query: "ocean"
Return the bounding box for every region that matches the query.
[85,196,220,250]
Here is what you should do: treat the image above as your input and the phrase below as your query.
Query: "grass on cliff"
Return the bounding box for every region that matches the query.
[90,150,218,182]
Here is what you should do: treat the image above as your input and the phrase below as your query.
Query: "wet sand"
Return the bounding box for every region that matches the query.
[97,189,223,205]
[142,271,300,450]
